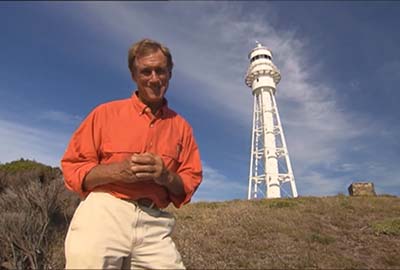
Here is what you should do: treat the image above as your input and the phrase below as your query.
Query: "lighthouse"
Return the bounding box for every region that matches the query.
[245,42,298,199]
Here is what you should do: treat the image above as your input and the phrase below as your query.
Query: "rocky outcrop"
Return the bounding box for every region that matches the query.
[348,182,376,196]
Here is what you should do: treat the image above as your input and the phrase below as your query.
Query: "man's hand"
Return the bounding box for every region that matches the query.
[83,158,143,191]
[84,152,184,196]
[130,152,185,196]
[130,152,170,186]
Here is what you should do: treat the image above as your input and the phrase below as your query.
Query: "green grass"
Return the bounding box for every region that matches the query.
[371,218,400,236]
[0,158,52,173]
[309,232,336,245]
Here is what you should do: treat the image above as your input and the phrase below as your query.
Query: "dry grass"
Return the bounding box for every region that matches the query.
[0,160,399,269]
[169,195,400,269]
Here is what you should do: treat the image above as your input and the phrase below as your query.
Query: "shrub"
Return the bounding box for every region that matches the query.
[0,160,79,269]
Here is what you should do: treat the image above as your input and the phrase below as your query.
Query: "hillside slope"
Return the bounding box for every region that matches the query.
[0,160,399,269]
[170,196,400,269]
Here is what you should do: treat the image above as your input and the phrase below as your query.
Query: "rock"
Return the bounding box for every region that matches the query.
[348,182,376,196]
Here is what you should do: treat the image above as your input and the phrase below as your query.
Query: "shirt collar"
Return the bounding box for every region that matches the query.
[130,91,169,118]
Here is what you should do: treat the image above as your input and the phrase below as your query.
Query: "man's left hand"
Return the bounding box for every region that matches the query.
[130,152,171,186]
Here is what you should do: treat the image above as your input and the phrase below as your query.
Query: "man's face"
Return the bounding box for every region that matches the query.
[132,50,171,108]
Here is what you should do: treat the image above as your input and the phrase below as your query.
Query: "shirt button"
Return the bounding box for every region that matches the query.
[150,124,154,127]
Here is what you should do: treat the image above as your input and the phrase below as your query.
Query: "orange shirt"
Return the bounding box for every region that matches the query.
[61,92,202,208]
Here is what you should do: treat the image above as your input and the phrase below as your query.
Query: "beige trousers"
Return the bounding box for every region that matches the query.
[65,192,185,269]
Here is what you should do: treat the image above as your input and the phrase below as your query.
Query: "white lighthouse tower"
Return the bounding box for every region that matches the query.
[245,42,298,199]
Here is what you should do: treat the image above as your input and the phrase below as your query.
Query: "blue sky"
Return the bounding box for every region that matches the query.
[1,2,399,201]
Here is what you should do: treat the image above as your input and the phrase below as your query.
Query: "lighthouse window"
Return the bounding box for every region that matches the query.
[251,54,272,62]
[260,54,271,60]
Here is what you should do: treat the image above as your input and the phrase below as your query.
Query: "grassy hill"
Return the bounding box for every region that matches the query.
[170,196,400,269]
[0,159,399,269]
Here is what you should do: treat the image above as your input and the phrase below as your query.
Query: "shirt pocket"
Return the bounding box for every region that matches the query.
[100,143,141,163]
[161,143,182,173]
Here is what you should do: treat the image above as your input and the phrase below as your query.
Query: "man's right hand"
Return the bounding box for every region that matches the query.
[83,157,147,191]
[114,159,138,182]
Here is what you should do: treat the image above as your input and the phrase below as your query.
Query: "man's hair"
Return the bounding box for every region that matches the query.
[128,38,174,74]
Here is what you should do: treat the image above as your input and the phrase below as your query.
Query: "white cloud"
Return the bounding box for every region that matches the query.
[0,118,69,167]
[38,110,82,125]
[299,170,345,196]
[193,161,247,202]
[61,2,398,197]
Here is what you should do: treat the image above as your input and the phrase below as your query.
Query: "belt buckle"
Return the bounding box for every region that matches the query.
[148,201,155,209]
[138,198,156,209]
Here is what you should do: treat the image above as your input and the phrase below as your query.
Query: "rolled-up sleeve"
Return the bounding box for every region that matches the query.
[169,126,202,208]
[61,109,101,198]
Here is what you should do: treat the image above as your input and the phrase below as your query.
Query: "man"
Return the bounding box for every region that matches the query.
[61,38,202,269]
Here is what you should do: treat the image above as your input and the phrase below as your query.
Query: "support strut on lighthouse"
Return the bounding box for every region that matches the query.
[245,42,298,199]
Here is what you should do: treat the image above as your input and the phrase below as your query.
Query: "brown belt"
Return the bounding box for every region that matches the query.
[121,197,158,210]
[136,198,158,209]
[122,198,160,210]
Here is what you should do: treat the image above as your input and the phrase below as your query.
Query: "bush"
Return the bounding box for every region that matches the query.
[0,160,79,269]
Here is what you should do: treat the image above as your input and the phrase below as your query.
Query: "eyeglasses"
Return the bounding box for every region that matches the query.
[138,67,169,79]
